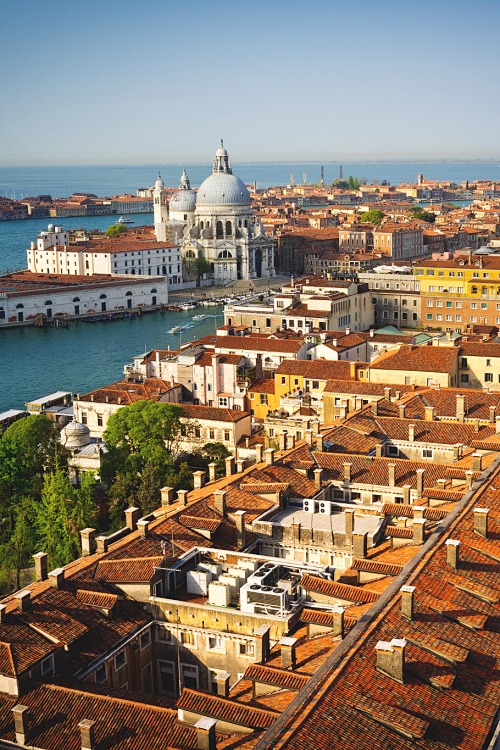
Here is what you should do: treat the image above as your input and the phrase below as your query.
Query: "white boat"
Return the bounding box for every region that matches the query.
[193,314,210,321]
[116,216,134,224]
[169,325,184,333]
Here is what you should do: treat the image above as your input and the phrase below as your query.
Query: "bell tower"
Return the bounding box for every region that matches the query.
[153,174,168,231]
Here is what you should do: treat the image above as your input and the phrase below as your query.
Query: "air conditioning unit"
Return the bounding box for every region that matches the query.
[318,500,332,515]
[208,581,230,607]
[303,499,315,513]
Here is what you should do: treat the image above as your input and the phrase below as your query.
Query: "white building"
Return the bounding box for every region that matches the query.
[154,143,275,283]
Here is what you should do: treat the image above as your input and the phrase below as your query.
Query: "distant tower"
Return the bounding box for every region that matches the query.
[340,165,343,180]
[153,174,168,228]
[303,172,307,185]
[290,172,295,186]
[253,180,257,193]
[418,173,424,186]
[320,166,324,186]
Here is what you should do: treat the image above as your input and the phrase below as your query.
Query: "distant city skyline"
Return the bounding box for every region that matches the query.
[1,0,500,166]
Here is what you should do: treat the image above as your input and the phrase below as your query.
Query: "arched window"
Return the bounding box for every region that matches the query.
[16,304,24,309]
[216,221,224,238]
[482,287,487,296]
[471,286,478,294]
[239,220,242,228]
[200,221,204,229]
[162,265,167,274]
[99,294,107,299]
[244,220,248,228]
[218,250,233,259]
[73,297,80,303]
[45,300,53,305]
[185,250,195,259]
[131,269,136,275]
[225,221,232,236]
[151,288,157,293]
[125,291,133,296]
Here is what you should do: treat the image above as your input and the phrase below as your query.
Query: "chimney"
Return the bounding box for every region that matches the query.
[215,672,231,698]
[474,507,489,539]
[399,405,406,420]
[79,719,96,750]
[235,510,246,549]
[33,552,48,582]
[317,434,324,452]
[313,468,323,490]
[453,444,461,461]
[370,328,375,338]
[388,463,396,487]
[80,528,96,556]
[236,459,245,473]
[305,430,313,445]
[125,506,140,531]
[0,604,6,624]
[375,638,406,683]
[496,417,500,435]
[353,531,367,558]
[49,568,64,590]
[416,468,425,498]
[375,443,384,458]
[195,717,217,750]
[474,419,480,433]
[12,705,29,746]
[291,522,300,544]
[412,518,426,546]
[208,463,217,482]
[332,606,344,637]
[343,462,352,483]
[371,400,379,416]
[350,361,357,380]
[344,508,355,539]
[424,406,435,422]
[265,449,275,466]
[137,519,149,538]
[286,434,295,450]
[177,489,189,507]
[16,590,31,612]
[278,432,287,451]
[254,624,271,664]
[403,485,411,505]
[413,505,425,519]
[400,586,415,621]
[466,470,474,489]
[193,471,206,489]
[384,387,391,401]
[161,487,174,506]
[214,490,227,517]
[280,637,297,669]
[489,405,496,424]
[408,424,415,442]
[255,444,264,462]
[472,453,482,472]
[225,456,235,476]
[96,536,108,554]
[311,421,320,435]
[446,539,460,569]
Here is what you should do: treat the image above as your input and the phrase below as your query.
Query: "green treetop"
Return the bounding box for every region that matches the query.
[105,224,128,238]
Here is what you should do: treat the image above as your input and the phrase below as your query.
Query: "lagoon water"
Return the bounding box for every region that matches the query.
[0,161,499,413]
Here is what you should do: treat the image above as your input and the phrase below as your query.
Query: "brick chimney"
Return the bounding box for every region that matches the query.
[161,487,174,506]
[375,638,406,683]
[137,519,149,538]
[79,719,96,750]
[49,568,65,590]
[408,424,415,442]
[412,518,426,546]
[215,672,231,698]
[304,430,313,445]
[332,606,344,637]
[399,405,406,420]
[353,531,367,558]
[178,489,189,507]
[12,705,29,746]
[446,539,460,569]
[474,507,489,539]
[314,468,323,490]
[371,400,379,416]
[424,406,435,422]
[286,434,295,450]
[466,470,474,489]
[489,405,496,423]
[265,449,275,466]
[343,462,352,483]
[472,453,482,472]
[278,432,287,451]
[254,624,271,664]
[375,443,384,458]
[317,434,324,452]
[402,485,411,505]
[456,394,465,423]
[344,508,355,540]
[16,590,31,612]
[125,506,140,531]
[214,490,227,517]
[33,552,48,582]
[235,510,246,549]
[384,387,391,401]
[400,586,415,621]
[255,444,264,462]
[225,456,235,476]
[208,463,217,482]
[195,717,217,750]
[80,528,96,556]
[416,468,425,498]
[388,463,396,487]
[413,505,425,519]
[280,637,297,669]
[193,471,206,489]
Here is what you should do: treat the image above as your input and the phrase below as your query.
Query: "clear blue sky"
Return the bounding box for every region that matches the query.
[1,0,499,165]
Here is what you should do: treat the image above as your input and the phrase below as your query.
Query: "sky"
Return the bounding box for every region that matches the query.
[1,0,499,166]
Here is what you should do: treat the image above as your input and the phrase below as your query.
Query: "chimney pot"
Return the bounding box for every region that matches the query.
[137,519,149,538]
[474,507,489,539]
[446,539,460,569]
[195,717,217,750]
[255,444,264,462]
[80,528,96,556]
[400,586,415,621]
[79,719,96,750]
[279,637,298,669]
[33,551,48,582]
[193,471,206,489]
[375,638,406,683]
[161,487,174,506]
[177,489,189,507]
[214,490,227,517]
[235,510,246,549]
[49,567,65,590]
[16,590,31,612]
[12,705,29,746]
[125,506,140,531]
[265,448,275,466]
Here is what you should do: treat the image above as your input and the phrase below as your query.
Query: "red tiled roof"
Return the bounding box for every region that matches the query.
[300,575,380,604]
[370,345,458,373]
[382,503,450,520]
[215,336,304,354]
[75,590,118,610]
[178,515,221,532]
[276,359,353,380]
[176,688,277,730]
[300,609,357,630]
[355,694,430,740]
[94,557,163,582]
[350,559,404,576]
[386,525,413,538]
[179,404,250,423]
[244,664,309,691]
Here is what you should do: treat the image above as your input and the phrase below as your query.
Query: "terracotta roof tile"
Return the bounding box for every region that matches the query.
[176,688,277,730]
[244,664,309,691]
[300,575,380,604]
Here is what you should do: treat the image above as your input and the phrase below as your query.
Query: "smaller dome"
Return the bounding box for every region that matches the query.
[155,173,165,190]
[170,189,197,213]
[61,421,91,448]
[215,146,228,157]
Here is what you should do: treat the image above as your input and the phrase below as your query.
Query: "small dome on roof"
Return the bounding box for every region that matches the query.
[61,421,91,448]
[155,174,165,190]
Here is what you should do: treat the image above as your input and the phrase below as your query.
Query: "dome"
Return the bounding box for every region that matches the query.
[196,173,251,206]
[61,421,91,448]
[154,174,164,190]
[170,188,197,213]
[215,146,228,157]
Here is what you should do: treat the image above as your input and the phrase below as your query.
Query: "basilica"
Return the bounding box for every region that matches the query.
[153,143,275,282]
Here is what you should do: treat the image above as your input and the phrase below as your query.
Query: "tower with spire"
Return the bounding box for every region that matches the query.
[153,174,168,230]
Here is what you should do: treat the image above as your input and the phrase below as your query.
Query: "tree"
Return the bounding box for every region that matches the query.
[183,256,212,281]
[0,498,35,591]
[358,209,385,225]
[137,458,164,515]
[107,472,138,532]
[408,207,436,223]
[105,224,128,238]
[199,442,231,474]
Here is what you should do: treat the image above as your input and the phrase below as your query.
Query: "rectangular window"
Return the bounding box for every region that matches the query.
[446,314,452,321]
[485,373,493,382]
[481,303,488,309]
[457,287,464,293]
[427,300,433,307]
[436,314,443,321]
[156,626,173,643]
[95,663,107,683]
[81,411,87,425]
[471,316,478,323]
[312,381,319,389]
[429,285,435,292]
[461,373,469,383]
[140,631,151,651]
[281,377,286,385]
[181,631,197,648]
[455,301,462,309]
[181,664,199,690]
[436,300,443,307]
[224,431,230,441]
[114,650,126,671]
[387,445,399,457]
[260,394,268,405]
[446,301,452,308]
[41,655,55,677]
[208,636,226,653]
[158,660,176,696]
[239,642,255,657]
[470,302,477,309]
[422,448,433,459]
[97,414,103,427]
[427,314,433,320]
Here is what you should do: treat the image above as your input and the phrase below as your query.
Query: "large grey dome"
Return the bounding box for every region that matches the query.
[196,173,251,206]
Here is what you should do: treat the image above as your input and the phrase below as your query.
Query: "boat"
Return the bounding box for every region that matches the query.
[169,325,184,334]
[116,216,134,224]
[193,314,210,321]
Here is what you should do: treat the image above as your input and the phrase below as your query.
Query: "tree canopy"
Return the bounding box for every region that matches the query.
[331,176,364,191]
[105,224,128,238]
[358,209,385,225]
[408,207,436,223]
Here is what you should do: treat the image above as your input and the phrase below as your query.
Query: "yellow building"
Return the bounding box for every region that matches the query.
[247,378,278,419]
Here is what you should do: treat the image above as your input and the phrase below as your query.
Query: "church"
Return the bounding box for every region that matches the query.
[153,143,275,282]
